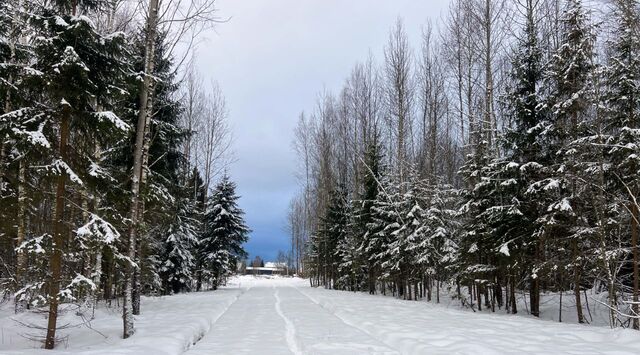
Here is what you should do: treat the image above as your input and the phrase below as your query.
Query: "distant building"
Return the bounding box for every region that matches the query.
[245,261,287,275]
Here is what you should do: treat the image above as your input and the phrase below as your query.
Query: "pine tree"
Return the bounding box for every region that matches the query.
[198,175,249,290]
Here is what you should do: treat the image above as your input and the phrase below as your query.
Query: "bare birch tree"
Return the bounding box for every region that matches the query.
[384,18,414,184]
[124,0,219,338]
[197,81,232,197]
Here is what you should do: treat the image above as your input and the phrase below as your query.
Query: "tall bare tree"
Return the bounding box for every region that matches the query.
[384,18,414,184]
[198,81,232,197]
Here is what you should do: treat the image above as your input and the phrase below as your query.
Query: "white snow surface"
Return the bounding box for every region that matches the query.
[1,276,639,354]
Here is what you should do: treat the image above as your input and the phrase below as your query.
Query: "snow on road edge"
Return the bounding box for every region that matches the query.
[0,289,246,355]
[296,285,640,355]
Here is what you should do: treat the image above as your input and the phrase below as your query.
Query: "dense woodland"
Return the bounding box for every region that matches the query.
[289,0,640,329]
[1,0,640,351]
[0,0,248,349]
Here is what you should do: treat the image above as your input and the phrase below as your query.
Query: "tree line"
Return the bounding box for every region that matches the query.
[0,0,248,349]
[289,0,640,329]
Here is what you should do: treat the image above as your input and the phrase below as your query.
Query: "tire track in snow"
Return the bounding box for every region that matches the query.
[184,285,251,353]
[274,287,303,355]
[292,286,405,355]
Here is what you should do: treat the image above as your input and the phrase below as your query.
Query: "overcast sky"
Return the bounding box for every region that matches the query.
[196,0,449,262]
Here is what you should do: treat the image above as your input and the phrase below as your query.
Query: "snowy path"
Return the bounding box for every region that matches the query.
[186,281,397,355]
[185,285,292,354]
[274,286,398,354]
[186,277,640,355]
[3,276,640,354]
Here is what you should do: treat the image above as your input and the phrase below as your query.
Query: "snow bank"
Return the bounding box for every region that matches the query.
[298,286,640,354]
[0,289,243,354]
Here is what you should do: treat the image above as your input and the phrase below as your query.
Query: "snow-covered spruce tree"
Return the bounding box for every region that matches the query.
[353,136,384,294]
[475,157,527,313]
[458,139,496,311]
[460,150,522,312]
[336,199,363,291]
[159,188,200,294]
[315,185,349,289]
[499,0,547,316]
[415,180,460,303]
[538,0,596,324]
[367,172,407,298]
[396,172,427,301]
[307,231,322,286]
[0,1,131,348]
[198,175,249,290]
[0,0,34,294]
[601,0,640,329]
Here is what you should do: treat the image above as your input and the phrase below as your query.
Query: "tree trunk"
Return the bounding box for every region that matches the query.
[572,239,585,324]
[632,203,639,329]
[559,288,563,323]
[5,4,21,296]
[368,264,375,294]
[44,104,71,350]
[484,282,490,309]
[531,234,543,317]
[510,275,517,314]
[132,253,141,315]
[104,250,113,301]
[123,0,159,339]
[483,0,495,150]
[15,160,26,290]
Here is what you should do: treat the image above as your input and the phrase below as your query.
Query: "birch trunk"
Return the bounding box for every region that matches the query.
[13,114,27,291]
[123,0,159,338]
[632,203,639,329]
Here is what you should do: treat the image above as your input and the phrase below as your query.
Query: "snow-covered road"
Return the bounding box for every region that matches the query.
[185,277,640,355]
[187,283,398,355]
[3,276,640,354]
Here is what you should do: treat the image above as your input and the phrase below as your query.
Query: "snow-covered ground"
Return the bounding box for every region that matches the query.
[1,275,639,354]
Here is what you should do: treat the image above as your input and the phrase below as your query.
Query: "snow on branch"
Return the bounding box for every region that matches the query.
[50,159,84,185]
[93,111,130,131]
[11,122,51,148]
[76,213,120,244]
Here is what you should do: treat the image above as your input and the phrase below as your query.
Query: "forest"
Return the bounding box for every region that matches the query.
[0,0,249,349]
[288,0,640,329]
[2,0,640,352]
